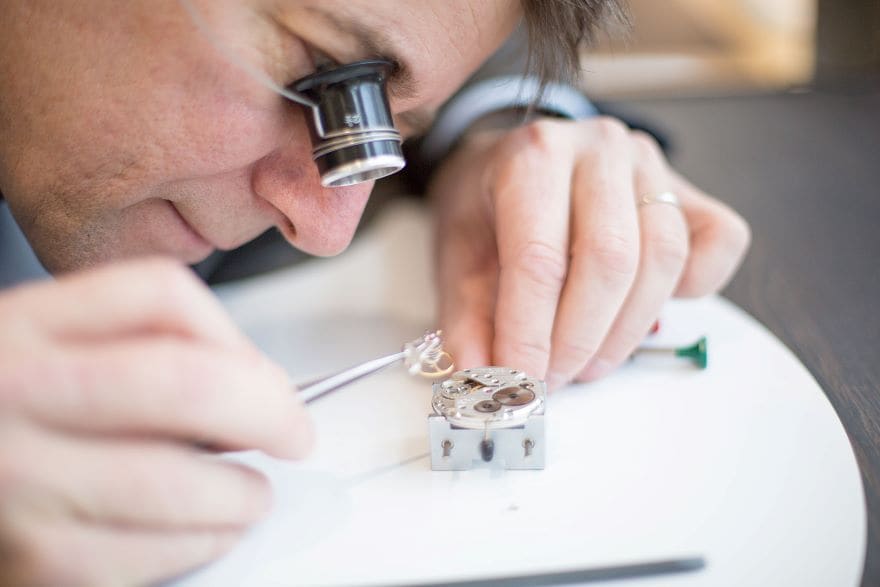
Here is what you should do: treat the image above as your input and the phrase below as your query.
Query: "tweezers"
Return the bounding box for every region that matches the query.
[296,350,410,404]
[294,331,453,404]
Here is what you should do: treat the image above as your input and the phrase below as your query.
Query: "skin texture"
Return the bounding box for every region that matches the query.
[430,120,750,389]
[0,0,520,584]
[0,259,313,586]
[0,0,516,271]
[0,0,749,584]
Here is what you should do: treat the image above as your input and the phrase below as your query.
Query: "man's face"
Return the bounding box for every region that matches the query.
[0,0,519,272]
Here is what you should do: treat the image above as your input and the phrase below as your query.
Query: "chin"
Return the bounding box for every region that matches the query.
[31,228,215,276]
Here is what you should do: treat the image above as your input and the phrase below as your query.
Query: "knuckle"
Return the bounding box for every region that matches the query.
[517,119,564,155]
[579,229,639,284]
[507,240,568,294]
[143,257,203,304]
[644,226,689,272]
[592,116,630,144]
[0,290,40,346]
[500,337,553,368]
[491,120,570,188]
[553,338,599,367]
[0,354,59,409]
[726,212,752,253]
[50,352,104,415]
[630,130,664,161]
[499,119,569,172]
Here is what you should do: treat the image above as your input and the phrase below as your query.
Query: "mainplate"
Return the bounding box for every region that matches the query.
[431,367,545,430]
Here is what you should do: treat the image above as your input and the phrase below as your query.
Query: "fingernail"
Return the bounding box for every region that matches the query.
[287,407,316,459]
[215,530,246,555]
[545,372,564,390]
[582,358,615,382]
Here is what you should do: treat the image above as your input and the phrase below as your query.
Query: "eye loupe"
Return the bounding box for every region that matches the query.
[292,60,405,188]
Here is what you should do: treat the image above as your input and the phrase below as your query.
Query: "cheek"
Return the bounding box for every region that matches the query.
[139,83,307,189]
[135,3,315,190]
[12,65,311,222]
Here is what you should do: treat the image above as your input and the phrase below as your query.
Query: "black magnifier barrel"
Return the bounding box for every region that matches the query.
[293,60,405,188]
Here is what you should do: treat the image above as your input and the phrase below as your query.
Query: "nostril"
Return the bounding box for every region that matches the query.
[278,217,297,242]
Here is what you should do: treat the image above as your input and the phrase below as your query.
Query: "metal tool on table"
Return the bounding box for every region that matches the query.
[429,366,546,471]
[295,331,454,404]
[633,336,708,369]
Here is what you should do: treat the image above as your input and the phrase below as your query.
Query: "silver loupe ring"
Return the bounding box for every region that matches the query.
[312,130,402,159]
[316,125,399,141]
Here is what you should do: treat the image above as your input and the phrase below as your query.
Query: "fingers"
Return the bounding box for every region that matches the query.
[671,171,751,297]
[491,120,576,377]
[576,135,689,381]
[431,133,500,370]
[0,395,271,587]
[6,520,242,587]
[1,420,271,531]
[15,340,313,460]
[546,119,640,388]
[2,257,251,351]
[437,265,497,370]
[434,183,497,369]
[430,116,750,387]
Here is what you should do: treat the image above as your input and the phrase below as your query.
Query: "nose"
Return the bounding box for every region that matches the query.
[251,136,375,257]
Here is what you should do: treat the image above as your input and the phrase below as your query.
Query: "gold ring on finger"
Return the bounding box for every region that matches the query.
[636,191,681,209]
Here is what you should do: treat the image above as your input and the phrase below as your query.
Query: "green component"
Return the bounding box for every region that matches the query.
[676,337,708,369]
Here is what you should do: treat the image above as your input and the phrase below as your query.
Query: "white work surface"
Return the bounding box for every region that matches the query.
[171,201,865,587]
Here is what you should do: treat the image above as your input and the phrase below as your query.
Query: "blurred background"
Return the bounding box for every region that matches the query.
[580,0,878,97]
[586,2,880,586]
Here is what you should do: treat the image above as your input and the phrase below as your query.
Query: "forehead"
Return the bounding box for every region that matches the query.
[279,0,521,108]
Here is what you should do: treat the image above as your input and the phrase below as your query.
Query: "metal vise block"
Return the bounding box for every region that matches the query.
[428,366,546,471]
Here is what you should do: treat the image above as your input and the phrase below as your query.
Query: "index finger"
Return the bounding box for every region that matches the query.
[491,121,575,378]
[2,257,251,350]
[18,340,313,460]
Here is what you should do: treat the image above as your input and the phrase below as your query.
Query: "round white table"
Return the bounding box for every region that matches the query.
[171,201,865,587]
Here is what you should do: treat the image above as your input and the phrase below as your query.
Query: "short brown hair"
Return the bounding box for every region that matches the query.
[521,0,629,84]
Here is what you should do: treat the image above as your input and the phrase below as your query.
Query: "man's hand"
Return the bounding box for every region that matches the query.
[429,117,750,389]
[0,259,313,586]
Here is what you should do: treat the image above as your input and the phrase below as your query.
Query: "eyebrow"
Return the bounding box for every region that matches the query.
[303,6,418,101]
[302,6,436,137]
